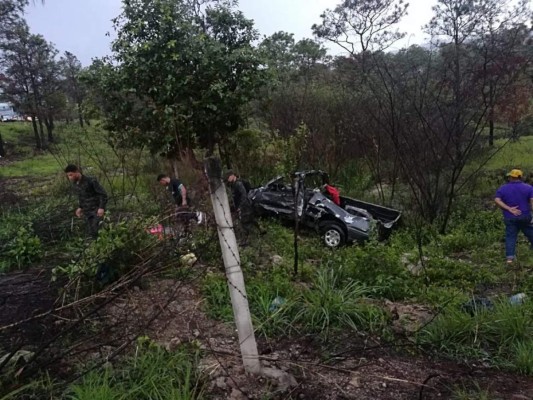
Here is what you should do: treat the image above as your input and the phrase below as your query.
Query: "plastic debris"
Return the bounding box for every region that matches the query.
[269,296,286,312]
[180,253,197,266]
[509,293,527,305]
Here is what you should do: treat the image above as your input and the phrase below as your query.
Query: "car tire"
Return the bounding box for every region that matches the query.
[319,221,346,248]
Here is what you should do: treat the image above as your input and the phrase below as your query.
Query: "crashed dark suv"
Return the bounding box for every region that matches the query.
[248,171,401,248]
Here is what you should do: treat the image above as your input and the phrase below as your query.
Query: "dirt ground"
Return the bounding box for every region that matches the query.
[1,265,533,399]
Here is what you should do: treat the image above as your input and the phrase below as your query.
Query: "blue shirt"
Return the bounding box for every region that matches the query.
[495,181,533,219]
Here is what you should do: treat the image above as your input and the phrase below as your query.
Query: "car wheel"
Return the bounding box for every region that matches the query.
[319,221,346,248]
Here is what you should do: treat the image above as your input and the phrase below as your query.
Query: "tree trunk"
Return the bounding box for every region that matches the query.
[171,157,179,178]
[38,117,47,149]
[77,102,84,128]
[31,115,42,149]
[0,133,5,157]
[45,116,54,143]
[488,115,494,147]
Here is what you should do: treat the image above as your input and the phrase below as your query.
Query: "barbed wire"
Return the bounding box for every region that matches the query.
[0,165,504,399]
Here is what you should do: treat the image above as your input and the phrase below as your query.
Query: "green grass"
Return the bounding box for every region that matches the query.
[66,341,205,400]
[0,121,33,142]
[418,298,533,372]
[0,153,61,177]
[482,136,533,172]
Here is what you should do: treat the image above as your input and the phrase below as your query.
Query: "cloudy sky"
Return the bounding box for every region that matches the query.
[25,0,436,66]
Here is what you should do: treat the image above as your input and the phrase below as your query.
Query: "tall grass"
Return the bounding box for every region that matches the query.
[293,267,386,339]
[418,298,533,373]
[67,342,205,400]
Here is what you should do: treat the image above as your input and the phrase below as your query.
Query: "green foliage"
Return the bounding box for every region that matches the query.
[482,136,533,172]
[0,374,56,400]
[440,210,502,254]
[52,217,156,281]
[332,240,415,300]
[293,267,387,339]
[418,298,533,373]
[0,225,42,271]
[0,153,60,177]
[451,383,492,400]
[250,286,297,338]
[201,272,233,321]
[86,0,265,157]
[67,341,204,400]
[511,340,533,375]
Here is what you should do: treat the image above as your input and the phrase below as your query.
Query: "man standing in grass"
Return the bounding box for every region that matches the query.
[494,169,533,264]
[65,164,108,239]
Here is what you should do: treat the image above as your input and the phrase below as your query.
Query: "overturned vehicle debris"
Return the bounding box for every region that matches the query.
[249,171,401,248]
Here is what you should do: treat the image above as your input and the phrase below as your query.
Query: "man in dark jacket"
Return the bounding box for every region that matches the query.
[224,170,263,245]
[65,164,108,239]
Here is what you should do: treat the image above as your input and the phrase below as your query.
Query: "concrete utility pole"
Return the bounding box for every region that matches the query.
[204,158,261,374]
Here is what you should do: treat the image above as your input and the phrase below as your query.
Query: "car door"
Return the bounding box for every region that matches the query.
[252,176,295,217]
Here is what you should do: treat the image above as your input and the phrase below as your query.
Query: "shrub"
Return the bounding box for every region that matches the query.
[0,225,42,271]
[52,216,157,284]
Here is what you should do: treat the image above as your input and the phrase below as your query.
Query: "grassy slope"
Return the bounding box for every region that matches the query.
[2,122,533,398]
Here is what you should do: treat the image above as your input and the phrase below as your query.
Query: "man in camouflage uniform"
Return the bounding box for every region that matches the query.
[65,164,108,239]
[224,170,263,246]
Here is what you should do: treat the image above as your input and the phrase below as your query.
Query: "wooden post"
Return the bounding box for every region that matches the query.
[204,157,261,374]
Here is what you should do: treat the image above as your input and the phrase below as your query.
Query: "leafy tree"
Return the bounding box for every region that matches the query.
[87,0,265,171]
[312,0,409,55]
[0,21,60,148]
[59,51,86,127]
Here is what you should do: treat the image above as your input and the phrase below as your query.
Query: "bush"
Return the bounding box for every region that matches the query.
[0,225,42,271]
[440,210,502,254]
[52,216,157,285]
[512,340,533,375]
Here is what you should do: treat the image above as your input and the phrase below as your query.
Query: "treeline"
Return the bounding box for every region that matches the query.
[1,0,532,231]
[0,0,88,149]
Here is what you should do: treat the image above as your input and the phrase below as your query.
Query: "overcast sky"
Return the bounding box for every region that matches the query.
[25,0,436,66]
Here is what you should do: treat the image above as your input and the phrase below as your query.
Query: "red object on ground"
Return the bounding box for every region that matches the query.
[148,224,164,240]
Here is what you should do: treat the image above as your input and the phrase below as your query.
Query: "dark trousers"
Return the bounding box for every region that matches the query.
[504,216,533,258]
[85,212,101,239]
[238,208,262,244]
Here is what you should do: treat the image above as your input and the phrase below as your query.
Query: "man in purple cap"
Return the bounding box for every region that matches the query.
[494,169,533,264]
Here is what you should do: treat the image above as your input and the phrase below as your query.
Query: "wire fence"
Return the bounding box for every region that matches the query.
[0,160,506,399]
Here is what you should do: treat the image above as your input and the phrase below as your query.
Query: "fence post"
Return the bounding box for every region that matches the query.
[204,157,261,374]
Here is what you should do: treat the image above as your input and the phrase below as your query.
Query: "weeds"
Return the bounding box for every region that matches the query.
[0,225,42,271]
[418,298,533,372]
[293,267,386,339]
[67,340,205,400]
[512,340,533,375]
[451,382,492,400]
